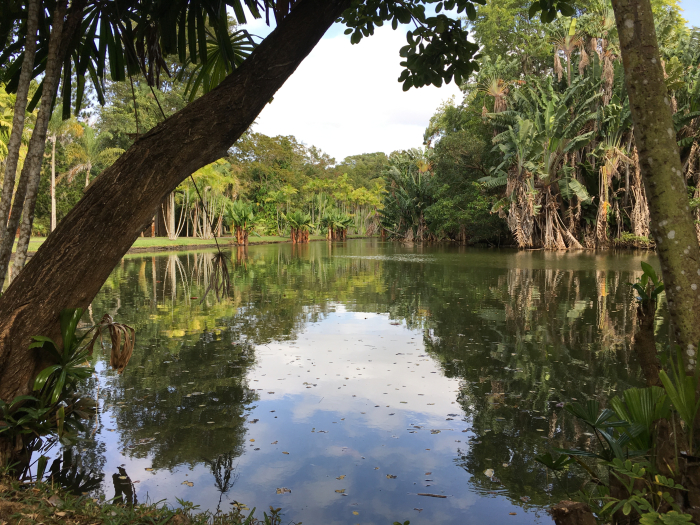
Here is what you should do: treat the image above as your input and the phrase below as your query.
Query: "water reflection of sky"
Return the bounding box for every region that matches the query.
[52,241,656,524]
[88,310,547,524]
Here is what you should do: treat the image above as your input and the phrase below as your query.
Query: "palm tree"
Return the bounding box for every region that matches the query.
[64,125,124,188]
[478,76,509,116]
[483,76,598,249]
[0,84,33,176]
[46,111,81,231]
[551,19,587,86]
[225,200,255,245]
[320,209,353,241]
[284,210,312,243]
[593,134,632,246]
[177,27,255,103]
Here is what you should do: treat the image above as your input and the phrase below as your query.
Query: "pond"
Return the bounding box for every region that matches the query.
[61,239,658,524]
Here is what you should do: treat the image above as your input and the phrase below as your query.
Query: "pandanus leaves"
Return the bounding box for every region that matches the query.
[659,346,700,455]
[555,400,637,461]
[610,386,670,451]
[226,200,256,230]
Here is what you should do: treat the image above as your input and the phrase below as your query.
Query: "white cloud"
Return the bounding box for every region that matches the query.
[250,24,463,162]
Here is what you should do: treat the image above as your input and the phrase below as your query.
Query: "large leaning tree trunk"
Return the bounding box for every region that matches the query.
[0,0,352,404]
[0,0,39,248]
[611,0,700,367]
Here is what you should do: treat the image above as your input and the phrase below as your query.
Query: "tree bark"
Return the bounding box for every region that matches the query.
[0,0,39,243]
[634,300,663,387]
[9,1,70,280]
[612,0,700,365]
[0,0,352,403]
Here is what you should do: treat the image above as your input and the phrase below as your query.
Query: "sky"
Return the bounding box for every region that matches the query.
[244,1,700,164]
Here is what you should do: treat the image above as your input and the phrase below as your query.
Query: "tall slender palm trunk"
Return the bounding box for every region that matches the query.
[0,0,39,253]
[9,1,70,280]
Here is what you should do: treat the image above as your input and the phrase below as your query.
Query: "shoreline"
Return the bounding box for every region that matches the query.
[17,235,375,259]
[15,234,655,259]
[124,235,375,254]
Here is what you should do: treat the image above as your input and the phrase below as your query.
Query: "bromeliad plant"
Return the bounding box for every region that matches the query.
[630,262,665,306]
[30,309,96,406]
[0,308,135,452]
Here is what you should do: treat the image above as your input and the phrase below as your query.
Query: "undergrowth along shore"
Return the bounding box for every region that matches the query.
[0,475,297,525]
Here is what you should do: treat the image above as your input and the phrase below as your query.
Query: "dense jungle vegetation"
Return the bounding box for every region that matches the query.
[0,0,698,249]
[387,0,700,248]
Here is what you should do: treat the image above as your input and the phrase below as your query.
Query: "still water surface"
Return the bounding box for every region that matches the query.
[68,240,657,524]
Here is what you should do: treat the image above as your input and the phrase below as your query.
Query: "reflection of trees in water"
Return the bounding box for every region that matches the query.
[81,242,652,508]
[205,451,240,511]
[46,447,104,496]
[112,466,137,505]
[420,263,646,510]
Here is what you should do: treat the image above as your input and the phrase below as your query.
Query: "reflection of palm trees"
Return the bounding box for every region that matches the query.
[163,254,191,304]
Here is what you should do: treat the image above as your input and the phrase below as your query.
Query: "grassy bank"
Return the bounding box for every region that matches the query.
[15,234,372,256]
[0,475,291,525]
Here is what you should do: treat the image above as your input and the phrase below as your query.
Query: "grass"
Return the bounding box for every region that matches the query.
[0,474,291,525]
[612,232,655,249]
[17,233,370,254]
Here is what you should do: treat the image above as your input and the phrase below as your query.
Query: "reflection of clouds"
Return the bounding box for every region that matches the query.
[249,310,465,431]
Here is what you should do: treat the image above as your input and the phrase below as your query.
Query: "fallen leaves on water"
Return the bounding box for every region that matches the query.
[336,475,346,480]
[182,481,194,487]
[249,439,255,442]
[520,496,531,502]
[271,441,278,444]
[282,451,289,454]
[353,511,359,515]
[417,493,446,498]
[145,468,154,471]
[276,488,292,494]
[335,489,346,494]
[425,472,432,475]
[510,512,517,515]
[386,474,397,479]
[484,469,494,478]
